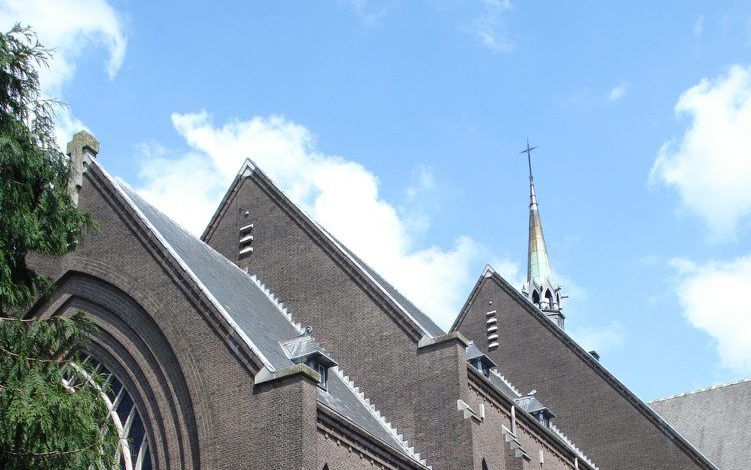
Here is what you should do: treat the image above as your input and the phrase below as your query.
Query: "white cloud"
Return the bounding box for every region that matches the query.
[670,256,751,372]
[651,65,751,240]
[134,111,498,329]
[405,164,435,199]
[608,82,628,102]
[0,0,127,146]
[490,258,523,290]
[568,322,624,355]
[464,0,514,52]
[565,81,629,107]
[693,15,704,37]
[340,0,396,26]
[0,0,126,94]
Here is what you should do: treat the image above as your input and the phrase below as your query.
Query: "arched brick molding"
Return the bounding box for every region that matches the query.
[37,271,203,469]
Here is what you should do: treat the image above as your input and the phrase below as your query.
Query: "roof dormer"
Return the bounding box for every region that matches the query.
[514,394,555,428]
[281,335,338,389]
[466,341,497,377]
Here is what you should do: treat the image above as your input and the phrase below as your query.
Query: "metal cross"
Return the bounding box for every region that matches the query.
[519,139,538,182]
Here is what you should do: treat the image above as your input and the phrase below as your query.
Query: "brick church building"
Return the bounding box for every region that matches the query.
[30,131,725,469]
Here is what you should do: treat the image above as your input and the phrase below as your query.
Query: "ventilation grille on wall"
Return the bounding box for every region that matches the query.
[486,309,499,349]
[239,223,254,258]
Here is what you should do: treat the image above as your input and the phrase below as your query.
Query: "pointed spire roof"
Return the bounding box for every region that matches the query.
[519,141,564,327]
[521,139,553,286]
[527,178,553,285]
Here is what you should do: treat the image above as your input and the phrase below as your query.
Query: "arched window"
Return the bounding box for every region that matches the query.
[532,290,540,305]
[322,465,329,470]
[482,458,489,470]
[65,354,152,470]
[545,290,554,308]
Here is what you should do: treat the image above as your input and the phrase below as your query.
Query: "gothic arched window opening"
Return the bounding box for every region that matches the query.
[64,354,152,470]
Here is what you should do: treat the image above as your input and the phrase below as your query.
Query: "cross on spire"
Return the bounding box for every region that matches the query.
[519,139,538,182]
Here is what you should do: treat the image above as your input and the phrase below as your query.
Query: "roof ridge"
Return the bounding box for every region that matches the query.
[549,424,599,470]
[649,378,751,404]
[93,161,278,372]
[489,368,523,398]
[308,219,440,339]
[247,274,306,336]
[332,366,430,468]
[246,272,429,468]
[207,159,442,339]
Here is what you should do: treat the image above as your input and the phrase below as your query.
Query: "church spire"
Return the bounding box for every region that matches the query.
[520,140,565,329]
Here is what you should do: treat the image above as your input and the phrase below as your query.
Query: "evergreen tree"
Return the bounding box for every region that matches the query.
[0,24,118,469]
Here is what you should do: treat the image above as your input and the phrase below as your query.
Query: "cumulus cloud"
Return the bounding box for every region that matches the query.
[651,65,751,240]
[0,0,126,91]
[464,0,514,52]
[693,15,704,37]
[134,111,496,328]
[670,256,751,372]
[608,82,628,102]
[568,322,625,356]
[340,0,396,26]
[491,259,523,290]
[0,0,127,144]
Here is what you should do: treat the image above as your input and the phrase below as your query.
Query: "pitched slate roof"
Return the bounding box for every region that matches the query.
[201,159,445,340]
[650,379,751,470]
[94,162,428,468]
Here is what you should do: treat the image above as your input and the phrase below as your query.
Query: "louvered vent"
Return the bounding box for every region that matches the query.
[239,223,254,258]
[486,309,499,349]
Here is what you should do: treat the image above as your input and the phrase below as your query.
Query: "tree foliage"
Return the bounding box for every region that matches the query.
[0,24,118,468]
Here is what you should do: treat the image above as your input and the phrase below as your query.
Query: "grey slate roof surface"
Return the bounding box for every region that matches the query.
[318,371,406,449]
[487,371,523,399]
[120,183,299,370]
[650,380,751,470]
[317,224,445,338]
[111,177,422,465]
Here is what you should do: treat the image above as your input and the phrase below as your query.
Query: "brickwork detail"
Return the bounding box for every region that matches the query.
[455,274,714,470]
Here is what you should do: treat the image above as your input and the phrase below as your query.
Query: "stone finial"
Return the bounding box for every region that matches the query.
[66,130,99,205]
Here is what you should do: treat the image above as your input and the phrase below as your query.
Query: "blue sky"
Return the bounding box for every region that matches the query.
[5,0,751,401]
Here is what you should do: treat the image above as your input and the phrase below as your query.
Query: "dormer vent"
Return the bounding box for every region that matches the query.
[514,394,555,428]
[466,342,497,378]
[239,223,254,258]
[280,335,337,389]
